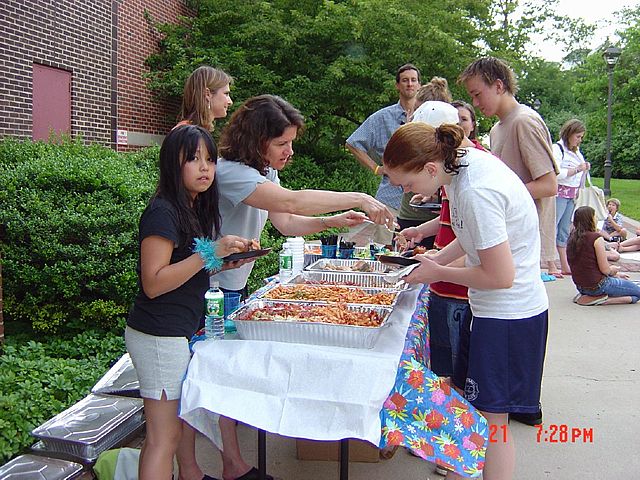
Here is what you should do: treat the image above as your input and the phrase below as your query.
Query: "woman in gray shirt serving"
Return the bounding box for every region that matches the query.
[206,94,393,480]
[211,94,394,295]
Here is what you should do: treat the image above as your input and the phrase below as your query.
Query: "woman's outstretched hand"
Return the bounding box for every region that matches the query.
[359,194,395,227]
[326,210,367,228]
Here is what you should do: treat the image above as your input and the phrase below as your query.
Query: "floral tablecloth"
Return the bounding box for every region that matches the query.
[379,285,487,477]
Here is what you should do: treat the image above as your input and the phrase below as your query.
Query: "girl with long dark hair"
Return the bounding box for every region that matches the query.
[126,125,249,479]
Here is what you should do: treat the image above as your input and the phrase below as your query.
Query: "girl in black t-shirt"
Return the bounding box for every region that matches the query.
[126,125,249,480]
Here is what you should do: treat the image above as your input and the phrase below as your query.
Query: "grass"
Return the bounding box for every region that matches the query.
[590,177,640,222]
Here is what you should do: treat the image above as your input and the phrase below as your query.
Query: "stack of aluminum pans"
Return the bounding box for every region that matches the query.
[229,300,393,349]
[91,353,140,397]
[0,454,83,479]
[31,394,144,462]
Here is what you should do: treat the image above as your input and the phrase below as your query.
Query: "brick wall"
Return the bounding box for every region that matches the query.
[0,0,191,149]
[116,0,192,151]
[0,0,113,145]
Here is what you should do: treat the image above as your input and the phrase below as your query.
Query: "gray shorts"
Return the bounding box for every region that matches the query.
[125,326,191,401]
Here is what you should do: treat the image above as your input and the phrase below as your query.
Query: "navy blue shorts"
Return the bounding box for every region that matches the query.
[453,310,548,414]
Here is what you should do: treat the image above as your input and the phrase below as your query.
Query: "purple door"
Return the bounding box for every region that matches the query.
[32,64,72,141]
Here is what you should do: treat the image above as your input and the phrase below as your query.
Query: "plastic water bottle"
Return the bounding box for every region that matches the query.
[279,242,293,282]
[204,282,225,340]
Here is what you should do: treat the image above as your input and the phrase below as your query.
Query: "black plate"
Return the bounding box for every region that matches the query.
[375,253,420,266]
[223,248,272,262]
[409,202,442,211]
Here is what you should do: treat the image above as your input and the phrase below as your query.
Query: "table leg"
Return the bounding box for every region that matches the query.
[258,429,266,480]
[339,439,349,480]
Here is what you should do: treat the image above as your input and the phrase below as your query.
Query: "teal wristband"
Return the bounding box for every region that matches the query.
[193,237,223,273]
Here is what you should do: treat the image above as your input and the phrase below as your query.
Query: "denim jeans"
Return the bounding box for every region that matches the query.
[579,276,640,303]
[428,292,471,377]
[555,196,575,247]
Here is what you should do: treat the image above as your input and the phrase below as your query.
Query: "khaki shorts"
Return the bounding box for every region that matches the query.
[125,326,191,401]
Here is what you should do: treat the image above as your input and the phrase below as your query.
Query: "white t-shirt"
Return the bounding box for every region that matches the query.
[210,159,280,290]
[446,148,548,319]
[553,140,586,187]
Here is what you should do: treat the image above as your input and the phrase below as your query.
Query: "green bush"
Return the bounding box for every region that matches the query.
[0,328,126,463]
[0,138,158,332]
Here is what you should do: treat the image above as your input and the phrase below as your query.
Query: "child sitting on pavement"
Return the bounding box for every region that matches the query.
[568,206,640,306]
[612,227,640,253]
[600,198,628,243]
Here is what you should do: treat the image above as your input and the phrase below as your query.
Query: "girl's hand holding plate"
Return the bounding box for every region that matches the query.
[403,254,442,285]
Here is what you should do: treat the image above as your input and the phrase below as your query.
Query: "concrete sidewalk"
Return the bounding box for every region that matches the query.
[191,270,640,479]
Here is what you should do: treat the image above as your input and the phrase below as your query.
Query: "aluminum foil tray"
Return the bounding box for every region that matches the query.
[285,270,409,290]
[229,300,393,349]
[0,454,83,479]
[31,394,144,462]
[256,283,400,308]
[91,353,140,397]
[306,258,390,274]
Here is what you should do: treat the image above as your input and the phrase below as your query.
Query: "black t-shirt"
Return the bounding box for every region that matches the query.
[127,197,208,338]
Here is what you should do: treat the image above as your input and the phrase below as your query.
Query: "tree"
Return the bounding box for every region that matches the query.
[570,6,640,178]
[145,0,488,162]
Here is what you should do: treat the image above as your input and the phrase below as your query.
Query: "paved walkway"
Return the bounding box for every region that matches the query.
[189,268,640,479]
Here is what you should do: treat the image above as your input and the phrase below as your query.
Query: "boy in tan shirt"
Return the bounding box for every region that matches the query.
[459,57,558,277]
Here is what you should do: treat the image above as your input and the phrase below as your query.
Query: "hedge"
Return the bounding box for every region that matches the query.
[0,138,157,332]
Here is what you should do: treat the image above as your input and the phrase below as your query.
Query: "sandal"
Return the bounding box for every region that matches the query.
[576,294,608,306]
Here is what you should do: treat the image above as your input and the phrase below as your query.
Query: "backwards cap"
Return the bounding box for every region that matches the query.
[412,101,459,127]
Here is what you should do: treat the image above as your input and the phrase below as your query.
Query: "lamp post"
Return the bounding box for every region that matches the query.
[603,45,621,197]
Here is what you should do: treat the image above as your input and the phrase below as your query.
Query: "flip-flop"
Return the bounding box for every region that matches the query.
[234,467,273,480]
[541,272,556,282]
[549,272,564,279]
[561,271,572,276]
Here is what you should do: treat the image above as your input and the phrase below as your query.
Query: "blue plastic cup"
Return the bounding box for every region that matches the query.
[338,248,355,259]
[321,244,337,258]
[223,292,242,334]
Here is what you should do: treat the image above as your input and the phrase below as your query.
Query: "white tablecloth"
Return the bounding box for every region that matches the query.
[179,287,420,448]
